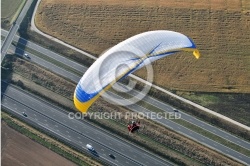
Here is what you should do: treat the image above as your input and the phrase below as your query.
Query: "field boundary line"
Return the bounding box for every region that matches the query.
[30,0,250,132]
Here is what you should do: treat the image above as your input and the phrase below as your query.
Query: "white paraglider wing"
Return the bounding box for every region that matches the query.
[74,30,200,113]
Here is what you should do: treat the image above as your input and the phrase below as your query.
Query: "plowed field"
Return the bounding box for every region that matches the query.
[35,0,250,93]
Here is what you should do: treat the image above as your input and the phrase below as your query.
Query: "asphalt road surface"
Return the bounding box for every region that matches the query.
[2,31,250,165]
[1,82,173,166]
[1,0,33,62]
[2,29,250,151]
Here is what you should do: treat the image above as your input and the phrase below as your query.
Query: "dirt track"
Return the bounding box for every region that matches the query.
[1,122,76,166]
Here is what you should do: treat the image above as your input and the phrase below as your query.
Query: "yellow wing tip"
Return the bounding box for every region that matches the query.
[73,93,90,113]
[73,84,113,113]
[193,50,200,59]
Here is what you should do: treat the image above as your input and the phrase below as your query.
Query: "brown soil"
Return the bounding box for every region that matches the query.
[1,122,76,166]
[35,0,250,93]
[9,58,243,165]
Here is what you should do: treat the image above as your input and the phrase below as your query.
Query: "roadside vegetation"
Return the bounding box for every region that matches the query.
[177,91,250,126]
[4,55,243,166]
[12,41,83,76]
[1,0,26,29]
[109,84,250,156]
[144,85,250,141]
[5,51,250,155]
[31,0,250,132]
[36,0,250,93]
[1,0,248,164]
[1,111,103,166]
[12,3,250,142]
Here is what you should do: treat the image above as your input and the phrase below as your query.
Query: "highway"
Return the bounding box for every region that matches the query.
[2,29,250,150]
[31,0,250,133]
[1,0,33,62]
[2,30,250,164]
[1,29,87,73]
[1,82,172,166]
[117,83,250,150]
[108,92,250,165]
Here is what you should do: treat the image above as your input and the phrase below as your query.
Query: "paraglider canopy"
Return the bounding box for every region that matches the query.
[74,30,200,113]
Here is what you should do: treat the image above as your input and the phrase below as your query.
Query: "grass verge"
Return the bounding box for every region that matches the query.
[1,0,26,29]
[31,0,250,140]
[10,0,26,24]
[1,111,102,166]
[134,81,250,141]
[10,37,250,156]
[5,56,243,166]
[177,91,250,126]
[1,35,6,41]
[14,25,250,142]
[172,119,250,157]
[112,87,250,157]
[12,40,82,76]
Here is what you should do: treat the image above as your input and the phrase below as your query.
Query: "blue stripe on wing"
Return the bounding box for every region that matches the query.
[148,42,162,55]
[187,37,197,48]
[76,40,197,102]
[75,83,99,102]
